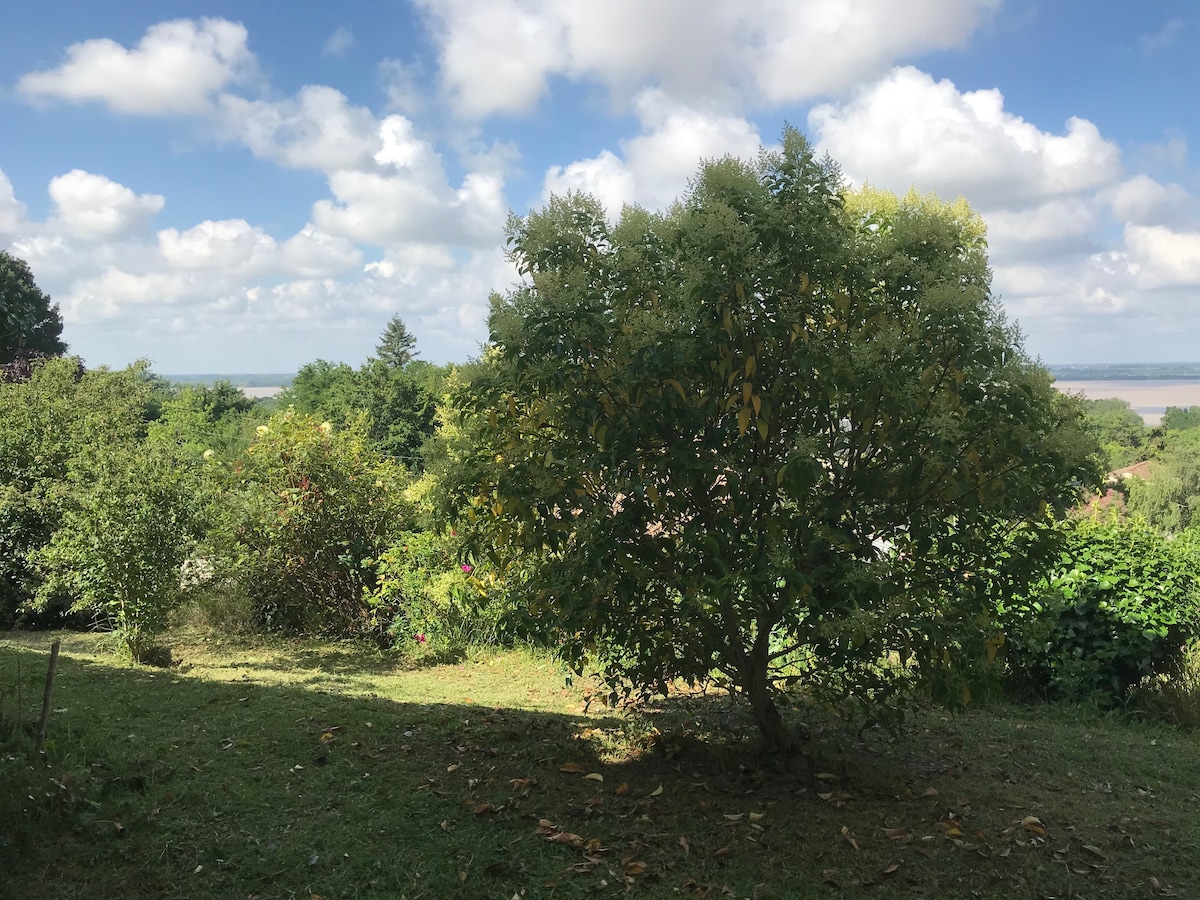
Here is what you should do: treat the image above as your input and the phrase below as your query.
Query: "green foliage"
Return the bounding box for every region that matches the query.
[281,359,438,465]
[0,358,159,626]
[30,447,201,661]
[0,251,66,366]
[1002,516,1200,702]
[147,380,264,462]
[369,529,502,656]
[220,409,416,636]
[442,129,1100,746]
[1162,406,1200,431]
[1078,397,1148,470]
[1126,429,1200,533]
[375,314,418,369]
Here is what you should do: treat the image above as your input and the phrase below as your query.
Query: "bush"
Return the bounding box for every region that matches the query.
[30,446,201,662]
[369,529,503,656]
[219,409,416,636]
[1001,516,1200,702]
[0,358,162,628]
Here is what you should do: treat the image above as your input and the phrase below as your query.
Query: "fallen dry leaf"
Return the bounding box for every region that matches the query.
[584,772,604,783]
[879,862,901,880]
[841,826,861,851]
[885,827,910,841]
[648,784,663,797]
[1021,816,1046,836]
[559,762,586,774]
[614,782,630,796]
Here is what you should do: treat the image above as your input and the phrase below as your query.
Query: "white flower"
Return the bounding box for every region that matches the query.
[319,421,333,435]
[256,425,269,436]
[202,449,215,460]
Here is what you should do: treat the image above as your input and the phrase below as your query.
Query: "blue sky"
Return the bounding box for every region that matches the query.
[2,1,1198,372]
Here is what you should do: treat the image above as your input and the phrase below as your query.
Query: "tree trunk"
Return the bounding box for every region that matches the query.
[746,648,795,752]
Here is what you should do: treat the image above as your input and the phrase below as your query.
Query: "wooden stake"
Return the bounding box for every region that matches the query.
[34,640,60,753]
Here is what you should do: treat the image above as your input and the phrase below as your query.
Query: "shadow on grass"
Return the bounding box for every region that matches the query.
[3,641,1200,900]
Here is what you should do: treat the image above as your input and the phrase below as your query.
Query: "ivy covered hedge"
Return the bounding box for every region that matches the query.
[1001,516,1200,702]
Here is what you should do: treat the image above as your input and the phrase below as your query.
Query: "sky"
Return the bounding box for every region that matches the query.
[2,2,1199,373]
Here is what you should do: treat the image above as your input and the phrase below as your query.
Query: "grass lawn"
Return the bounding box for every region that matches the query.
[2,629,1199,899]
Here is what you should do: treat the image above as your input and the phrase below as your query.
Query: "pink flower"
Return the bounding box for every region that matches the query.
[461,564,473,574]
[414,632,426,644]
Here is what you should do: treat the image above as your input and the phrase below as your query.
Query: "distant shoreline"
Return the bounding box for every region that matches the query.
[1053,379,1200,426]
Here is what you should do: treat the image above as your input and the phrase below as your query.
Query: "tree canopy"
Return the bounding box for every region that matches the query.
[0,251,66,368]
[444,130,1099,747]
[375,314,418,370]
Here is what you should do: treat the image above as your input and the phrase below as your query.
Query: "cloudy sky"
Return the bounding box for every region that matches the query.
[2,1,1198,372]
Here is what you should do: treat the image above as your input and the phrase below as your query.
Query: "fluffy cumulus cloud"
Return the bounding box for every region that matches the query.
[0,170,26,235]
[312,115,506,246]
[419,0,1000,117]
[800,64,1200,358]
[543,90,763,214]
[156,219,361,278]
[216,86,382,172]
[48,170,164,241]
[17,18,255,115]
[809,67,1121,209]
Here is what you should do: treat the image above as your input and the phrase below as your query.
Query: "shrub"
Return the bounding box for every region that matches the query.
[369,529,503,655]
[219,409,416,636]
[1001,516,1200,702]
[30,446,201,662]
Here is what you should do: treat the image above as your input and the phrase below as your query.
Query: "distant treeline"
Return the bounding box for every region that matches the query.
[1049,363,1200,380]
[165,373,295,388]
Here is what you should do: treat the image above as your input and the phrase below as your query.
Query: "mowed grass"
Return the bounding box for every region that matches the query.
[2,631,1199,899]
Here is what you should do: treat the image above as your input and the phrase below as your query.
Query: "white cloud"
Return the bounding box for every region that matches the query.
[311,115,507,246]
[983,199,1100,261]
[379,59,426,114]
[1103,175,1193,226]
[0,170,27,235]
[17,18,255,115]
[544,150,637,214]
[809,67,1122,210]
[156,219,361,278]
[322,25,355,58]
[216,86,381,172]
[1122,225,1200,289]
[48,170,164,240]
[542,90,763,214]
[417,0,1000,117]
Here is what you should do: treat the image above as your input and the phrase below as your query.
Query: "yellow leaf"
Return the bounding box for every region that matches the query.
[559,762,586,773]
[491,501,503,517]
[738,407,752,436]
[742,381,752,405]
[614,782,630,796]
[648,784,663,797]
[751,394,761,416]
[584,773,604,783]
[745,354,756,377]
[664,378,686,401]
[749,812,765,822]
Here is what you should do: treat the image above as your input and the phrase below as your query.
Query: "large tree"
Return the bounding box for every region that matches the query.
[445,131,1099,747]
[0,251,67,367]
[375,314,418,370]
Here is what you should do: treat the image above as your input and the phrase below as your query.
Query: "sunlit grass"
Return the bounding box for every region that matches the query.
[3,629,1199,899]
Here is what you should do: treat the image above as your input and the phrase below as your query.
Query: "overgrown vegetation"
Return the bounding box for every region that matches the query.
[4,130,1200,896]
